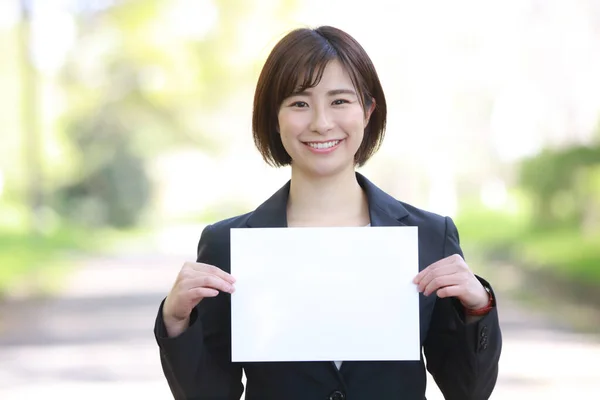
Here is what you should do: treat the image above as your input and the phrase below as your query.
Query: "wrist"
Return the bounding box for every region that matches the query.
[163,313,190,338]
[162,305,191,338]
[464,286,494,316]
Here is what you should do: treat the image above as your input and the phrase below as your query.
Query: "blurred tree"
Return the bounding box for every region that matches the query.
[54,107,152,228]
[519,140,600,231]
[51,0,297,228]
[18,0,43,233]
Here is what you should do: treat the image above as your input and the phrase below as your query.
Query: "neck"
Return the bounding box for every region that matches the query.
[287,167,370,227]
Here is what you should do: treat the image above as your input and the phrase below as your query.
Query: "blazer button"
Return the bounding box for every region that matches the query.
[329,390,346,400]
[479,336,488,351]
[480,326,488,337]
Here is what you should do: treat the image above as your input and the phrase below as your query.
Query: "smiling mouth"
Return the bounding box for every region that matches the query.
[303,139,342,150]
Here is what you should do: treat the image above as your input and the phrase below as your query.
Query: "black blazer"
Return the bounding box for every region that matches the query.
[154,173,502,400]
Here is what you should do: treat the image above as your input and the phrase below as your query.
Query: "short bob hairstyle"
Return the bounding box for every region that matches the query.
[252,26,387,167]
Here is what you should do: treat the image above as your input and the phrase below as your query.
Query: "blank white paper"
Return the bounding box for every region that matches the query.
[230,226,420,362]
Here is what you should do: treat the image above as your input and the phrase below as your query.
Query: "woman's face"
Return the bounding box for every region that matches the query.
[277,60,374,178]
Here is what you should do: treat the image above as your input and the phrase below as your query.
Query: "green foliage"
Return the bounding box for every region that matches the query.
[516,229,600,282]
[0,25,22,189]
[455,195,531,251]
[0,0,300,295]
[53,140,151,228]
[47,0,299,228]
[458,144,600,288]
[457,201,600,286]
[519,143,600,228]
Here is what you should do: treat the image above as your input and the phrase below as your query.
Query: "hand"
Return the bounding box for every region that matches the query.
[413,254,488,310]
[163,262,236,336]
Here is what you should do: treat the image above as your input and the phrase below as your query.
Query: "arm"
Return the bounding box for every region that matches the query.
[423,217,502,400]
[154,225,244,400]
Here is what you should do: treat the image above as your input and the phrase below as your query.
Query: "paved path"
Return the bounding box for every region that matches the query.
[0,225,598,399]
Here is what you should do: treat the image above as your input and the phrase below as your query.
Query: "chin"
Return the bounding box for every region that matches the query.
[297,160,355,179]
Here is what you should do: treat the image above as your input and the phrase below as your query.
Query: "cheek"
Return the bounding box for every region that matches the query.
[343,107,367,127]
[344,113,367,139]
[278,115,306,139]
[277,118,296,153]
[278,125,294,149]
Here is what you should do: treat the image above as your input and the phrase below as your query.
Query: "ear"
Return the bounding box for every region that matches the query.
[364,98,376,128]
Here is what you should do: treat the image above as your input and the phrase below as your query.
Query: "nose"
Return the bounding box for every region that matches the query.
[309,106,334,135]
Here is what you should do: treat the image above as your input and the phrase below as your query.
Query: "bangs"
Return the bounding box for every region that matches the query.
[278,43,338,100]
[272,33,370,110]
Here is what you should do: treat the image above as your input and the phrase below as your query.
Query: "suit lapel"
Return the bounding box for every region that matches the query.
[246,181,289,228]
[246,172,410,229]
[356,173,409,228]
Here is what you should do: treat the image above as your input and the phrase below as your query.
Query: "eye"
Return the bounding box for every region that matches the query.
[290,101,308,108]
[332,99,349,105]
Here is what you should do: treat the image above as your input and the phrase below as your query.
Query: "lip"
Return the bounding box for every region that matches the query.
[302,139,344,154]
[302,139,344,143]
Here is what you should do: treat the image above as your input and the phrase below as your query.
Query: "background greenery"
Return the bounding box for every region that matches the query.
[1,0,599,318]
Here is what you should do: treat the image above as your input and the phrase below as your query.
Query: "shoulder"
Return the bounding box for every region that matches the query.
[195,212,253,265]
[200,211,253,244]
[358,172,450,233]
[397,201,457,252]
[379,194,463,262]
[378,185,451,234]
[397,200,447,227]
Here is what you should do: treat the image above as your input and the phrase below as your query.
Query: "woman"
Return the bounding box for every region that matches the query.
[154,26,501,400]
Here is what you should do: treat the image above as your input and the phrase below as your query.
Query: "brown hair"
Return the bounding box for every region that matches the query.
[252,26,387,167]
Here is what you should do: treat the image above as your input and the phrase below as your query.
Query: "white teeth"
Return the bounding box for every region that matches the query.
[307,140,340,149]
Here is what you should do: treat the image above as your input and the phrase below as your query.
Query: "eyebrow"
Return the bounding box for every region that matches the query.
[291,88,357,97]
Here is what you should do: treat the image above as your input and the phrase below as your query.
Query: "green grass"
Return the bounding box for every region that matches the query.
[455,194,532,251]
[516,230,600,283]
[456,196,600,286]
[0,221,146,297]
[0,226,96,296]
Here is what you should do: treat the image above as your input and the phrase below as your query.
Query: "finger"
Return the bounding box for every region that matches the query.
[184,275,235,294]
[413,254,463,283]
[414,259,450,284]
[435,285,463,299]
[204,264,237,284]
[414,265,438,284]
[417,264,460,292]
[188,262,236,284]
[190,287,220,299]
[422,274,464,296]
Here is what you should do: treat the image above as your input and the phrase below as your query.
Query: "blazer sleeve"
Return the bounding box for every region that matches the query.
[423,216,502,400]
[154,224,244,400]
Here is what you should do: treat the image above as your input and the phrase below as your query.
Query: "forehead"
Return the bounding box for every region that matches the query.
[294,60,354,92]
[291,60,357,95]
